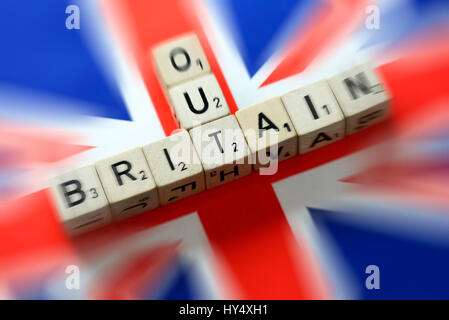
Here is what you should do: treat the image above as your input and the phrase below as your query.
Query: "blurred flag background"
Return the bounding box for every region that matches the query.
[0,0,448,299]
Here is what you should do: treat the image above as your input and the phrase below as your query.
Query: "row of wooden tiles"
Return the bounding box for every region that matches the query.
[151,34,389,134]
[50,35,391,236]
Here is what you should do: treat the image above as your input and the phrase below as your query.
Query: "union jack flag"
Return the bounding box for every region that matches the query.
[0,0,449,299]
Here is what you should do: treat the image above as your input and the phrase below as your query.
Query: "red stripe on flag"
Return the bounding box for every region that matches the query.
[103,0,238,136]
[0,189,72,278]
[102,0,326,298]
[197,173,329,299]
[262,0,371,87]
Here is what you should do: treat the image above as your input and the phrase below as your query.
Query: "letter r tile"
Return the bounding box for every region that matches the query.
[95,147,159,221]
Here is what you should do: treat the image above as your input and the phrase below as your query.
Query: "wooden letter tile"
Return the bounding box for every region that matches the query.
[327,63,390,135]
[152,33,211,88]
[95,148,159,221]
[50,165,112,236]
[235,97,297,169]
[189,115,252,189]
[143,130,205,205]
[168,74,230,129]
[282,80,345,154]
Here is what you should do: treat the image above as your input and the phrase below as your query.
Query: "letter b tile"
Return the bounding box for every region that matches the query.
[95,148,159,221]
[50,165,112,236]
[168,74,230,130]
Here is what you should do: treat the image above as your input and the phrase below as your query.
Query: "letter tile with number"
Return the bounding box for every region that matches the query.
[235,97,297,169]
[327,63,390,135]
[152,33,211,88]
[168,74,230,129]
[190,115,252,189]
[50,165,112,236]
[95,148,159,221]
[143,130,205,205]
[282,80,345,154]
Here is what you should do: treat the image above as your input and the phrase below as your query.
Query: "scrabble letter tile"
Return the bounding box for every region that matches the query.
[152,33,211,88]
[235,97,297,169]
[143,130,205,205]
[190,115,252,189]
[282,80,345,154]
[328,63,390,135]
[168,74,230,129]
[96,148,159,221]
[50,165,112,236]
